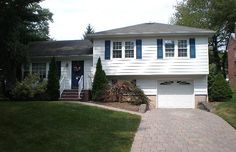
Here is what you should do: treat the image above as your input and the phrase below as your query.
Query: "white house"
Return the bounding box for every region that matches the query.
[25,23,214,108]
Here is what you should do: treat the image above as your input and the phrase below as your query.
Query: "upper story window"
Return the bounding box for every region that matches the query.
[165,40,175,57]
[113,42,122,58]
[125,41,134,58]
[32,63,46,79]
[178,40,187,57]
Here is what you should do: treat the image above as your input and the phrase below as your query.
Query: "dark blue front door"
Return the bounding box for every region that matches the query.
[71,61,84,89]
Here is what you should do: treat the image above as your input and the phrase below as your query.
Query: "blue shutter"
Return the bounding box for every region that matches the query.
[136,39,142,59]
[105,40,110,60]
[190,38,196,58]
[157,39,163,59]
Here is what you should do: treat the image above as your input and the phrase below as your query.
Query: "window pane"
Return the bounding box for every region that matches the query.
[178,40,187,57]
[125,41,134,58]
[23,64,30,78]
[165,40,175,57]
[32,63,46,79]
[113,42,122,58]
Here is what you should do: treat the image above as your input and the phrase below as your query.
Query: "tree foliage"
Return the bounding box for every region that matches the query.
[46,57,60,101]
[92,57,108,101]
[12,74,47,101]
[83,24,95,40]
[209,73,232,101]
[0,0,53,91]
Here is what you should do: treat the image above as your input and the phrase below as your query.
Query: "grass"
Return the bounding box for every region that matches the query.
[214,90,236,129]
[214,101,236,128]
[0,101,141,152]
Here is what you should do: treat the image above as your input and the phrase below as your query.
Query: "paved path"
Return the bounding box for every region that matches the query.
[131,109,236,152]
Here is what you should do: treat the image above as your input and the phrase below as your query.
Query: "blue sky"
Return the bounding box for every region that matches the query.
[40,0,180,40]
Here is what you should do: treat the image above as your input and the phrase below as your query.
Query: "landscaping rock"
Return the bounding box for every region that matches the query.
[139,104,147,113]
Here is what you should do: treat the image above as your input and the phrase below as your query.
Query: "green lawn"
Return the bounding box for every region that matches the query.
[0,101,141,152]
[214,101,236,129]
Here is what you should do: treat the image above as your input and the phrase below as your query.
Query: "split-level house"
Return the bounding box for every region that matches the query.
[25,23,214,108]
[228,23,236,89]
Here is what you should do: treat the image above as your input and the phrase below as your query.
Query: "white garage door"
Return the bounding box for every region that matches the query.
[157,80,194,108]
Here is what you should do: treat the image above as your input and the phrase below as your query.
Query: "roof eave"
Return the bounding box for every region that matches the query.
[89,32,215,39]
[29,54,93,59]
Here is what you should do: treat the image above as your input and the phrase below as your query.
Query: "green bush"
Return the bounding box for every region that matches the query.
[92,57,108,101]
[209,73,232,101]
[12,74,47,101]
[102,80,150,106]
[46,57,60,100]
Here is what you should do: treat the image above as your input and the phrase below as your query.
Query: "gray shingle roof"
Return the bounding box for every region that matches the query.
[89,23,215,38]
[28,40,93,57]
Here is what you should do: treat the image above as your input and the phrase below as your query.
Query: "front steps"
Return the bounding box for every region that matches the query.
[60,89,84,101]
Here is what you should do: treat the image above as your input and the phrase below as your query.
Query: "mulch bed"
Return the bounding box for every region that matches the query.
[89,101,139,112]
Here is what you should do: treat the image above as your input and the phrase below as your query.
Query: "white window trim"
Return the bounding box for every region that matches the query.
[111,40,136,60]
[163,39,190,59]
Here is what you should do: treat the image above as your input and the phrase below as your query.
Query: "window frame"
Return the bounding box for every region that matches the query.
[178,40,188,57]
[111,40,136,59]
[32,63,47,79]
[125,41,135,58]
[112,41,122,58]
[163,39,189,59]
[164,40,175,58]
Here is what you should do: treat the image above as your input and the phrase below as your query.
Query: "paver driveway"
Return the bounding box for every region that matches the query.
[131,109,236,152]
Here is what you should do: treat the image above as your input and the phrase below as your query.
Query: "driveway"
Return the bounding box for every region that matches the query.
[131,109,236,152]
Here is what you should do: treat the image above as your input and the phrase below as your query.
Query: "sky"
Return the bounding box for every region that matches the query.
[40,0,180,40]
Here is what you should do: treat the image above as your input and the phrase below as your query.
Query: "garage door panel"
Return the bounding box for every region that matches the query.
[158,80,194,108]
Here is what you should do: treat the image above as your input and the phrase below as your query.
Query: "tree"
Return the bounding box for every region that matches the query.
[209,73,232,101]
[83,24,95,40]
[92,57,108,101]
[46,57,60,101]
[0,0,53,93]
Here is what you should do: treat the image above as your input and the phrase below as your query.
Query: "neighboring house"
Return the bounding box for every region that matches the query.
[227,23,236,89]
[25,23,214,108]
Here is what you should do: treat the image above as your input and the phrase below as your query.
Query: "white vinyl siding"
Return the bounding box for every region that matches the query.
[194,75,208,95]
[93,37,209,76]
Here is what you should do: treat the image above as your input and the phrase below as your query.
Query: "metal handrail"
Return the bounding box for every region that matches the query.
[59,76,66,97]
[78,75,84,99]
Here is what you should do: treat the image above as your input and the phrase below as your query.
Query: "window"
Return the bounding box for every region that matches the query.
[125,41,134,58]
[165,40,175,57]
[113,42,122,58]
[178,40,187,57]
[32,63,46,79]
[23,64,30,78]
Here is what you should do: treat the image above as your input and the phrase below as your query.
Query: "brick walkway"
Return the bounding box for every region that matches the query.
[131,109,236,152]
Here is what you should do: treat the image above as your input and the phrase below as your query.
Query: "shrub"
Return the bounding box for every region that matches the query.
[92,57,108,101]
[12,74,47,101]
[103,80,150,106]
[46,57,60,100]
[209,73,232,101]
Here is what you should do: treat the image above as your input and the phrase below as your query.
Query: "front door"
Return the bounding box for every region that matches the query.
[71,61,84,89]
